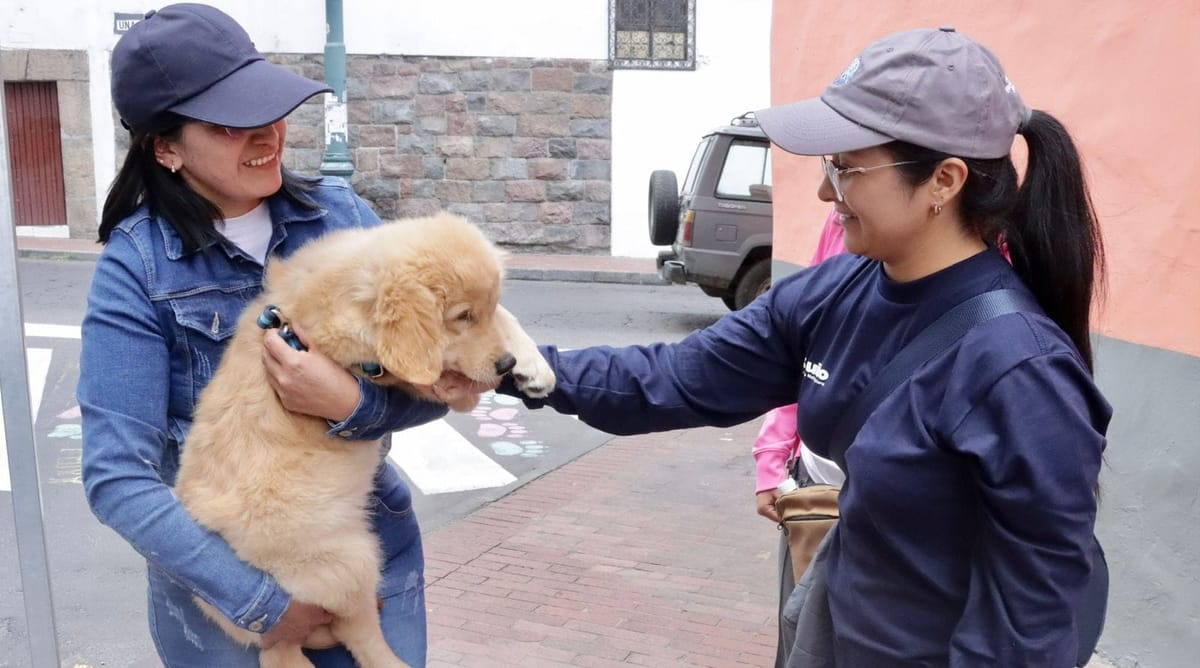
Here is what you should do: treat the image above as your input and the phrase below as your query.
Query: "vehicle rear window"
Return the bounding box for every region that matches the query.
[716,140,772,200]
[681,135,713,195]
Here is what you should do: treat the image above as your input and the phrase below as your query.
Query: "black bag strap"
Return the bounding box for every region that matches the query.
[826,289,1032,470]
[819,287,1108,663]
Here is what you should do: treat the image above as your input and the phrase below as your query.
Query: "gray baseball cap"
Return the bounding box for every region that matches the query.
[756,27,1028,159]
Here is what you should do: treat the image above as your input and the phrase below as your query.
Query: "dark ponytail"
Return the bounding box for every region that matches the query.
[1006,110,1105,371]
[99,114,322,253]
[886,110,1105,371]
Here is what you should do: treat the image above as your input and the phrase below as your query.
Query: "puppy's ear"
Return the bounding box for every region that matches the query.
[375,282,444,386]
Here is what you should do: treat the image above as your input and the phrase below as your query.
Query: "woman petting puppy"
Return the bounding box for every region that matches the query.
[494,26,1110,667]
[79,4,477,665]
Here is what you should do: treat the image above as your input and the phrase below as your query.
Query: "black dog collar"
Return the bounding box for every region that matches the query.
[256,305,385,379]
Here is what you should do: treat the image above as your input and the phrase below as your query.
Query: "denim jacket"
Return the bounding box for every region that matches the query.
[78,177,446,634]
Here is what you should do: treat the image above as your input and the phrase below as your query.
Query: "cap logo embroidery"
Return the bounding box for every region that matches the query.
[831,57,861,88]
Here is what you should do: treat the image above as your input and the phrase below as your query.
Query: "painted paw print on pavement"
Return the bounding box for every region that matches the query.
[48,423,83,440]
[490,440,549,458]
[471,392,549,458]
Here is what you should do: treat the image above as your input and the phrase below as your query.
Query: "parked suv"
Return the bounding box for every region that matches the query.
[650,112,773,310]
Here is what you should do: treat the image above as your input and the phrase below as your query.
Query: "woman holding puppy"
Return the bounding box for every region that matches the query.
[78,4,458,665]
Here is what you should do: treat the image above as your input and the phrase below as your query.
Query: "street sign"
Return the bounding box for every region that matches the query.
[113,12,143,35]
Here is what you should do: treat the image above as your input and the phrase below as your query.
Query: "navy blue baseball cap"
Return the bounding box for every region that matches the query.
[111,3,331,132]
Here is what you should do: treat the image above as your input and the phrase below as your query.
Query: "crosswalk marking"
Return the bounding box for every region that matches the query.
[388,419,517,495]
[0,348,52,493]
[25,323,80,340]
[4,325,522,496]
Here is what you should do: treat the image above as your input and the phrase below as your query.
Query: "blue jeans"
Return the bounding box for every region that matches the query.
[146,487,427,667]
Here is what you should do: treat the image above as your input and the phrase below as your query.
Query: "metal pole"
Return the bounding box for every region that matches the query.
[319,0,354,181]
[0,78,62,666]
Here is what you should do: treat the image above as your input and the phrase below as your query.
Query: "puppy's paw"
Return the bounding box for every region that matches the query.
[495,304,556,398]
[511,353,555,398]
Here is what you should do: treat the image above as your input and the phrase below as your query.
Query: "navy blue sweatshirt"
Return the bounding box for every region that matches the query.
[500,249,1110,666]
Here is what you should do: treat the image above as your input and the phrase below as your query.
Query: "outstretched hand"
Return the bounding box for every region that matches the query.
[262,322,360,423]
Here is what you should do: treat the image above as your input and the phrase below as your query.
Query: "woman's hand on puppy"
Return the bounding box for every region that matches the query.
[262,322,360,423]
[260,600,332,649]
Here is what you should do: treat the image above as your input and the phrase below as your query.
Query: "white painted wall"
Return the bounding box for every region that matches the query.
[344,1,609,59]
[3,0,769,256]
[611,1,771,257]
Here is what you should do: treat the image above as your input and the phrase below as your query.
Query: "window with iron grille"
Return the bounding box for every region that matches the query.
[609,0,695,70]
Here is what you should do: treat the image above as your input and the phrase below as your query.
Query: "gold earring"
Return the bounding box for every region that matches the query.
[933,201,942,215]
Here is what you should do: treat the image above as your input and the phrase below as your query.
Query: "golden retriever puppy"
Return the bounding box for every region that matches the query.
[174,212,555,667]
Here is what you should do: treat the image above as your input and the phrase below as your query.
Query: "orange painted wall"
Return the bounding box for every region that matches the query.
[769,1,1200,358]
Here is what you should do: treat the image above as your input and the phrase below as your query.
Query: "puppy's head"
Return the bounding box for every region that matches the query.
[360,213,509,388]
[370,278,447,386]
[265,212,513,393]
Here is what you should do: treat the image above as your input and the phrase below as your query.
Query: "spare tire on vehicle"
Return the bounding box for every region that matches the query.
[648,170,680,246]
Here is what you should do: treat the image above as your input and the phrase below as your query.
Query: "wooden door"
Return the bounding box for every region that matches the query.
[4,82,68,227]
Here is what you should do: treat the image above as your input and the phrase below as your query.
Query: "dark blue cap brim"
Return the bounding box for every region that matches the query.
[168,58,331,129]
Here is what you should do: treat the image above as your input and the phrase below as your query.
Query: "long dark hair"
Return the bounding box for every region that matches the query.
[886,110,1106,371]
[99,112,322,253]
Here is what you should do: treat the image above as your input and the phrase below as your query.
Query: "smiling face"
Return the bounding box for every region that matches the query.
[818,146,931,263]
[155,120,287,218]
[817,145,987,282]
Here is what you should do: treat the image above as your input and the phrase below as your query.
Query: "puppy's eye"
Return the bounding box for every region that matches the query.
[456,311,474,323]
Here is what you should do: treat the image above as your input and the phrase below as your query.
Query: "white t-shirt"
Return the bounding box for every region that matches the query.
[800,446,846,487]
[215,202,273,265]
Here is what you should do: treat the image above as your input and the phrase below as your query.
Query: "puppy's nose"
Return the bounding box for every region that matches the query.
[494,353,516,376]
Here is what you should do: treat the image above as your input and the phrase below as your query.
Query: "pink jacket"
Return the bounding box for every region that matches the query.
[752,209,845,492]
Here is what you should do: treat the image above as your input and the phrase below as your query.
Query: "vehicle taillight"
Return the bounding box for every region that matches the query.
[680,209,695,246]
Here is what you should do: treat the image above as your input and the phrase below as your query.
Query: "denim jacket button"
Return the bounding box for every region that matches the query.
[248,620,264,632]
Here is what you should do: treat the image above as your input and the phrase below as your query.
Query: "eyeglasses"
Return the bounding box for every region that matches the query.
[821,156,918,202]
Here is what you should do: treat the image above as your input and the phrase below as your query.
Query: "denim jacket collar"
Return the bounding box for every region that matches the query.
[158,190,328,261]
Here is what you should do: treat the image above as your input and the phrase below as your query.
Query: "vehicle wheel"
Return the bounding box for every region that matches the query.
[648,170,680,245]
[721,295,738,311]
[732,259,772,310]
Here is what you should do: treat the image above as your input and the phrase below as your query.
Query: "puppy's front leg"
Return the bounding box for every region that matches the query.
[495,305,555,397]
[260,642,316,668]
[330,592,410,668]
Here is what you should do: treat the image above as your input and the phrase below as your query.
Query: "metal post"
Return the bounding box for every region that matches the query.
[0,77,62,666]
[319,0,354,181]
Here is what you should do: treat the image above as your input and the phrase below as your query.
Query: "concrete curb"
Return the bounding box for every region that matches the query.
[18,248,101,263]
[505,267,668,286]
[17,242,670,286]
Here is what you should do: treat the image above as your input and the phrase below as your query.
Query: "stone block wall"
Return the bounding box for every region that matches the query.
[272,54,614,254]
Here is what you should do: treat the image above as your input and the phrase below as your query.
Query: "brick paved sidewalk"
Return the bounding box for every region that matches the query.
[422,420,780,667]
